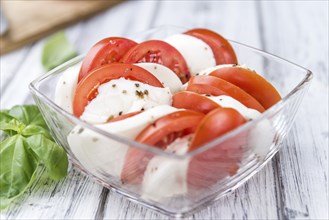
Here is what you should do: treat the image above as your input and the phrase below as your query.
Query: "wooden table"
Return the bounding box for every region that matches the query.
[1,1,328,219]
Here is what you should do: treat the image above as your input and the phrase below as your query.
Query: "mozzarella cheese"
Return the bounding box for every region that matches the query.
[142,135,191,201]
[135,63,182,94]
[80,78,172,124]
[68,105,179,178]
[165,34,216,76]
[54,64,80,113]
[207,95,261,120]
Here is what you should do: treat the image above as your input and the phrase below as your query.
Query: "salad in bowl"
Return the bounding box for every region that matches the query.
[29,26,312,217]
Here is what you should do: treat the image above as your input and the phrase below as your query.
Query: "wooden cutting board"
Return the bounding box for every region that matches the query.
[0,0,123,55]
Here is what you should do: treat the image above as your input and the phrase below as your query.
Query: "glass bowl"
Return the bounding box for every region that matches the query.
[29,26,312,218]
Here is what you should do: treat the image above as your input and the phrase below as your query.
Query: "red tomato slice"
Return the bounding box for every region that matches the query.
[107,111,142,123]
[172,91,221,114]
[78,37,137,81]
[121,110,204,184]
[121,40,190,83]
[187,75,265,113]
[209,66,282,109]
[188,108,247,189]
[185,28,238,65]
[73,63,163,117]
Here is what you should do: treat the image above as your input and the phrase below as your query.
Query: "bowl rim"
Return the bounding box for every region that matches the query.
[29,27,313,160]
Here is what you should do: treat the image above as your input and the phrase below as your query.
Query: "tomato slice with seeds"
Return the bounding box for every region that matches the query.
[121,110,204,184]
[187,75,265,113]
[73,63,163,117]
[121,40,190,83]
[185,28,238,65]
[172,91,221,114]
[78,37,137,82]
[188,108,247,189]
[209,66,282,109]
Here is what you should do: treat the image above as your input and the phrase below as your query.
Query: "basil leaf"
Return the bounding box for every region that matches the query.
[0,105,69,209]
[0,135,39,210]
[8,105,49,131]
[0,111,25,135]
[22,125,52,140]
[42,32,77,71]
[26,134,68,180]
[0,130,9,142]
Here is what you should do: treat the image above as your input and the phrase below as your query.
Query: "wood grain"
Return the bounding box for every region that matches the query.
[0,0,122,55]
[0,1,328,219]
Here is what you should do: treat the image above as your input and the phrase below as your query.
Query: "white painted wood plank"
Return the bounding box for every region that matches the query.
[2,168,105,220]
[259,1,328,219]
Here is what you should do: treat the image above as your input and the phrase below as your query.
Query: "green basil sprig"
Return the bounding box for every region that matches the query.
[42,31,77,71]
[0,105,68,210]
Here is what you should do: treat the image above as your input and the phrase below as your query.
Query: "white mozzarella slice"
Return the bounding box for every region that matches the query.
[135,63,182,94]
[68,105,179,178]
[142,135,191,201]
[54,64,80,113]
[80,78,172,124]
[165,34,216,76]
[207,95,261,120]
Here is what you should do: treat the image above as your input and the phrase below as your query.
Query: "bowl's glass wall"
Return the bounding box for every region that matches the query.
[29,27,311,216]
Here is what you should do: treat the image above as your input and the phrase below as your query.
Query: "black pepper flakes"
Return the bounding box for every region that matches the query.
[135,90,144,98]
[119,111,123,116]
[77,128,84,134]
[143,89,149,95]
[205,94,211,97]
[122,90,127,94]
[63,81,66,84]
[92,137,98,142]
[107,115,114,121]
[135,83,140,87]
[112,84,116,88]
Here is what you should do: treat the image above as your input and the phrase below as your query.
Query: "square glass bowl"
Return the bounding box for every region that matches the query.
[29,26,312,217]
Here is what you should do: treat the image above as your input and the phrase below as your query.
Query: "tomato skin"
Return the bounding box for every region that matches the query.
[187,75,265,113]
[107,111,142,123]
[172,91,221,114]
[136,110,205,146]
[121,40,190,83]
[73,63,163,117]
[78,37,137,82]
[209,66,282,109]
[185,28,238,65]
[190,108,246,150]
[188,108,247,189]
[121,110,205,184]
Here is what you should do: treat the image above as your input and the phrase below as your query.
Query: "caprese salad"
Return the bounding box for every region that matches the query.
[55,28,281,200]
